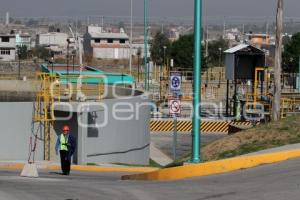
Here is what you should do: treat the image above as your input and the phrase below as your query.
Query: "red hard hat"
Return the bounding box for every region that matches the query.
[63,125,70,132]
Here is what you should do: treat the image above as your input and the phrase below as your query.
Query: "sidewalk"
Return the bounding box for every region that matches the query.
[122,143,300,181]
[0,161,158,173]
[244,143,300,156]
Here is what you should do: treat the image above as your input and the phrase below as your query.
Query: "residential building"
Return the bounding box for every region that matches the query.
[246,33,270,47]
[36,32,68,47]
[0,34,16,61]
[83,26,130,59]
[132,43,150,59]
[16,33,31,49]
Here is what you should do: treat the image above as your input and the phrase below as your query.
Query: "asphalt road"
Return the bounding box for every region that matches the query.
[2,158,300,200]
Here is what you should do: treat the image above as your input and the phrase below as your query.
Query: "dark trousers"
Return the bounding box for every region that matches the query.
[60,150,71,175]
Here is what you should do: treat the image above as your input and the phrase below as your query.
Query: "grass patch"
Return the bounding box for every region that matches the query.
[113,159,162,168]
[86,163,97,166]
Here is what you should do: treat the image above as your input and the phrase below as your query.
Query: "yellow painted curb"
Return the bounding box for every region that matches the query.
[70,165,157,173]
[122,149,300,181]
[0,163,158,173]
[0,163,25,170]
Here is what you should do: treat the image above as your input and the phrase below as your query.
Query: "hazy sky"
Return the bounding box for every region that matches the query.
[0,0,300,19]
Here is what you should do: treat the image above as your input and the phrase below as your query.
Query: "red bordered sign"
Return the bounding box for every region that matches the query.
[168,98,181,115]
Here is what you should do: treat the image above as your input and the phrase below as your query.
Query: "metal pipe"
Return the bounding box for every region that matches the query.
[191,0,202,163]
[226,80,229,116]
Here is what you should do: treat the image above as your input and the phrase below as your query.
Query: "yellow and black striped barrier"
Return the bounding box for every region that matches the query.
[150,120,253,134]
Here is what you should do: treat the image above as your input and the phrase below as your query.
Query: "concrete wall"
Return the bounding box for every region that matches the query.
[93,48,129,59]
[0,49,16,61]
[0,36,16,61]
[0,36,16,48]
[37,33,68,47]
[53,93,151,165]
[0,102,44,161]
[0,86,150,165]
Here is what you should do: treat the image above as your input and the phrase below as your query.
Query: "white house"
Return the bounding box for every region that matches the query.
[0,34,16,61]
[83,26,130,59]
[16,33,31,49]
[36,32,68,47]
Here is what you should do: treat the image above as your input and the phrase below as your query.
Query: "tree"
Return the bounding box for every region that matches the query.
[170,34,206,70]
[26,19,38,27]
[118,21,125,29]
[207,38,229,67]
[31,47,51,60]
[48,25,57,32]
[17,45,28,60]
[282,33,300,73]
[150,32,171,65]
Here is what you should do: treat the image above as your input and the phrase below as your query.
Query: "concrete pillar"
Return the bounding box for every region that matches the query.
[5,12,9,26]
[77,112,87,165]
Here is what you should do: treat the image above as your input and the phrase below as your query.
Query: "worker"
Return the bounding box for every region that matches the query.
[55,125,76,175]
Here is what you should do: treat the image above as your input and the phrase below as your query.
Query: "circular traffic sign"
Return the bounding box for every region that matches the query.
[169,99,181,114]
[171,76,180,89]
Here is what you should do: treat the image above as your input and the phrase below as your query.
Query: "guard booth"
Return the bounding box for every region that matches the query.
[224,44,266,120]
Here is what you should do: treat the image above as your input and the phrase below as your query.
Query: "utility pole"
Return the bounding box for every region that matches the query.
[144,0,149,91]
[273,0,283,121]
[191,0,202,163]
[129,0,133,75]
[18,49,21,80]
[223,17,226,39]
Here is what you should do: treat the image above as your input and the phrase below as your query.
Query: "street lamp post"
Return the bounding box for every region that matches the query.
[18,49,21,80]
[51,55,54,74]
[163,46,167,67]
[218,48,222,88]
[191,0,202,163]
[137,47,141,83]
[218,48,222,68]
[66,39,71,84]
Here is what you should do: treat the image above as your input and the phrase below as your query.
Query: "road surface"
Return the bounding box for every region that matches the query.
[151,133,225,158]
[1,158,300,199]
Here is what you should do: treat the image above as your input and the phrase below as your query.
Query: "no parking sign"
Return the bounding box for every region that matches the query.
[168,98,181,115]
[170,72,181,92]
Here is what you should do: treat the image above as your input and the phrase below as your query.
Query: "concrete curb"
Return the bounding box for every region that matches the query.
[122,149,300,181]
[0,163,158,173]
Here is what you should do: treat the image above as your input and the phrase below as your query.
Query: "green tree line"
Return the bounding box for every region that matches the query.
[150,32,229,71]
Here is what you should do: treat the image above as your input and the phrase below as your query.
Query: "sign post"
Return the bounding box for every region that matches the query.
[169,98,180,161]
[172,114,177,160]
